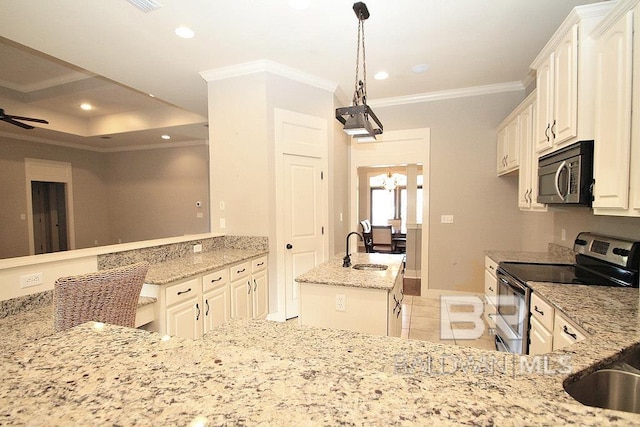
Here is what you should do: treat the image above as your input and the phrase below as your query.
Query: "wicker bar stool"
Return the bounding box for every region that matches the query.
[53,262,150,332]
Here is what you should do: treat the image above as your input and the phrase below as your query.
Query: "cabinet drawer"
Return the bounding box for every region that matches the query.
[553,313,587,350]
[230,261,251,281]
[165,278,200,307]
[484,269,497,306]
[252,256,267,273]
[530,293,554,331]
[203,268,229,292]
[485,257,498,277]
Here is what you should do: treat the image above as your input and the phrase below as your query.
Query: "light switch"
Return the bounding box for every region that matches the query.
[441,215,454,224]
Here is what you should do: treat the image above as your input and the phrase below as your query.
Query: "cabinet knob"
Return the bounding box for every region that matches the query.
[286,243,293,250]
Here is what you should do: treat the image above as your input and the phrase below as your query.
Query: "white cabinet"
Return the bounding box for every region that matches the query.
[517,94,547,211]
[553,312,587,351]
[156,256,268,339]
[529,316,553,355]
[528,291,587,355]
[202,269,230,333]
[592,3,640,216]
[251,256,269,320]
[165,278,203,339]
[230,257,269,320]
[484,257,498,329]
[531,3,615,154]
[496,116,520,175]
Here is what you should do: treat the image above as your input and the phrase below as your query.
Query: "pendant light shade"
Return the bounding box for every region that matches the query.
[335,2,383,141]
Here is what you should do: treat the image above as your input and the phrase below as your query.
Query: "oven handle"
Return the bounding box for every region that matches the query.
[497,272,528,294]
[554,161,568,200]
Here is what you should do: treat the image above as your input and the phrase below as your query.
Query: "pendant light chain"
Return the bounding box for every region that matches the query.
[353,13,367,106]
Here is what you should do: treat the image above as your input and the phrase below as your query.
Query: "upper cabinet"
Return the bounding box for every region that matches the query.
[497,115,520,175]
[531,2,616,155]
[518,94,547,212]
[592,0,640,217]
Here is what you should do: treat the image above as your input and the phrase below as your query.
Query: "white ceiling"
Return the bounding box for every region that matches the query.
[0,0,610,149]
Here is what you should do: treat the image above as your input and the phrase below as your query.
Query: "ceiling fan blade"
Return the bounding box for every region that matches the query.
[7,115,49,124]
[1,117,35,129]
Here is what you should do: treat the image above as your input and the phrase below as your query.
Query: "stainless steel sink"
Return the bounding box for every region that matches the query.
[352,263,388,271]
[565,347,640,414]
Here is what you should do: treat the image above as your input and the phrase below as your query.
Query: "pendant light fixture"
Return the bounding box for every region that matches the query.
[383,171,398,191]
[335,2,383,141]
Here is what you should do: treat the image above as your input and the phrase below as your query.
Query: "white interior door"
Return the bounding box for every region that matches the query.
[283,154,323,319]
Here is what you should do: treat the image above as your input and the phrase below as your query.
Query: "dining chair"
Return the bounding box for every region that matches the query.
[371,225,393,253]
[360,219,374,253]
[53,261,150,332]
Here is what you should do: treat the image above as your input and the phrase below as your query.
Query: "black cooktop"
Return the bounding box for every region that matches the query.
[498,260,638,287]
[499,262,580,284]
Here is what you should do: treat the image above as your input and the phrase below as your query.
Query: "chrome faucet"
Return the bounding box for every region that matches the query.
[343,232,363,267]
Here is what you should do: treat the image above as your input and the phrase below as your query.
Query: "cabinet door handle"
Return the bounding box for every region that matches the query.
[177,288,192,296]
[563,325,577,340]
[237,268,246,274]
[247,281,251,294]
[253,279,258,292]
[205,299,210,316]
[551,120,556,138]
[257,262,265,267]
[211,277,223,283]
[488,286,493,292]
[195,303,200,321]
[534,306,544,316]
[545,123,550,142]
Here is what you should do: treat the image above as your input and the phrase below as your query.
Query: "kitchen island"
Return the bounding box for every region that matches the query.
[296,252,405,336]
[2,314,640,425]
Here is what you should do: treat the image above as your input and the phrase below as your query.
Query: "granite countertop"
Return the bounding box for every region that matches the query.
[2,317,639,425]
[145,248,268,285]
[2,249,640,424]
[295,252,405,290]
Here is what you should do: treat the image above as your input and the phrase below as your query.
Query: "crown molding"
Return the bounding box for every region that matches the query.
[591,0,639,39]
[200,60,338,93]
[0,130,207,153]
[368,81,525,108]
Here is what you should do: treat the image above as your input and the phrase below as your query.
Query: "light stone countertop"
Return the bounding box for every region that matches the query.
[295,252,405,290]
[144,248,268,285]
[2,249,640,424]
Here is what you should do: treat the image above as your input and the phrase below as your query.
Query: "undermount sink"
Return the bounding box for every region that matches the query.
[565,347,640,414]
[352,263,388,271]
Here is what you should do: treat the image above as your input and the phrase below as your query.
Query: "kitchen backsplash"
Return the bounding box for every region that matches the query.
[0,290,51,320]
[97,235,268,269]
[548,242,576,264]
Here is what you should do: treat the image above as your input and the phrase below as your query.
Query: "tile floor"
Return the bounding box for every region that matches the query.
[401,289,496,351]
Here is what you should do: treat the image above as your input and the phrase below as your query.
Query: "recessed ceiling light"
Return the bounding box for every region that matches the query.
[411,64,430,74]
[374,71,389,80]
[288,0,310,10]
[148,93,155,98]
[80,103,93,111]
[175,26,195,39]
[161,134,171,140]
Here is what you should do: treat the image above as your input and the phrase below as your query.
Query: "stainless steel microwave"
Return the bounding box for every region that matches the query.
[537,141,594,206]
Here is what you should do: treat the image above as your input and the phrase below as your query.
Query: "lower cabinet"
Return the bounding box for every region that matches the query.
[528,292,587,355]
[159,255,268,339]
[484,257,498,329]
[230,256,269,320]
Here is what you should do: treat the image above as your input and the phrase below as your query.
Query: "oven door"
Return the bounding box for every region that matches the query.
[495,269,530,354]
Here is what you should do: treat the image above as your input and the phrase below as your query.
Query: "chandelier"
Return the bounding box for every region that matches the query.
[383,172,398,191]
[335,2,383,142]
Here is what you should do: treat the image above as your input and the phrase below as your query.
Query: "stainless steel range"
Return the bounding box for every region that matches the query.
[494,232,640,354]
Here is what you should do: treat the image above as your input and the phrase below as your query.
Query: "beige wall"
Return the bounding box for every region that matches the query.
[374,91,529,292]
[552,209,640,247]
[0,135,209,259]
[0,136,109,258]
[105,145,210,244]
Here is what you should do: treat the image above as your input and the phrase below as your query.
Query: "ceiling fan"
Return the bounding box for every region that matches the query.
[0,108,49,130]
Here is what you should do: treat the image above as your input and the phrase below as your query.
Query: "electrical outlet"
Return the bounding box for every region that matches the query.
[335,294,346,311]
[440,215,454,224]
[561,228,567,241]
[20,273,43,288]
[193,244,202,253]
[219,201,225,211]
[219,218,226,229]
